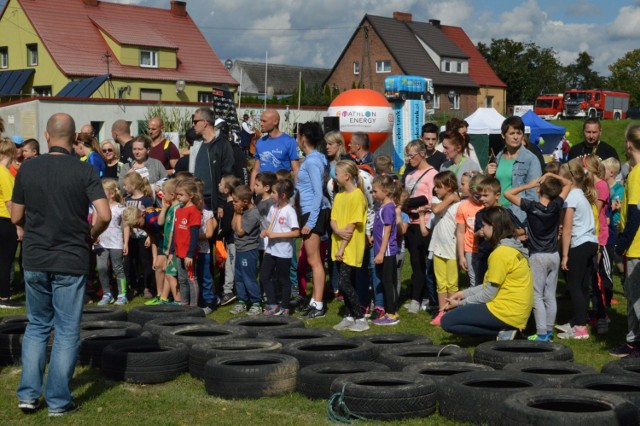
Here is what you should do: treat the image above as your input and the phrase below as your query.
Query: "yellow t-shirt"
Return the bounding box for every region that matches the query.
[621,166,640,257]
[331,188,367,267]
[0,166,15,219]
[484,245,533,330]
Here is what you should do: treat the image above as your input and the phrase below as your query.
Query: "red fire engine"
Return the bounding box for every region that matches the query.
[563,89,629,120]
[534,94,564,120]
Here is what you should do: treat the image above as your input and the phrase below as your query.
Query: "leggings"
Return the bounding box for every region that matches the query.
[375,256,398,314]
[96,248,126,296]
[0,218,18,299]
[124,237,154,293]
[337,261,363,319]
[441,303,512,337]
[405,224,430,302]
[261,253,292,309]
[297,239,328,297]
[566,241,598,326]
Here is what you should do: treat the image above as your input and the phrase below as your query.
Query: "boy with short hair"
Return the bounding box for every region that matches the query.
[21,139,40,160]
[473,176,502,285]
[504,173,571,342]
[229,185,262,315]
[254,171,277,262]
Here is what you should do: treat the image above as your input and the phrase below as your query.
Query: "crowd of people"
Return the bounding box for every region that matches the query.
[1,109,640,414]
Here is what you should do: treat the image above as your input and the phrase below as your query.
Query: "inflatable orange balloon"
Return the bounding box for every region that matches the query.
[328,89,394,153]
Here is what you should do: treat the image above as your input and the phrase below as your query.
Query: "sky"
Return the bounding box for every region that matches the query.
[2,0,639,75]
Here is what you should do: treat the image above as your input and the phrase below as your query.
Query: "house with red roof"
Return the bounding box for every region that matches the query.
[324,12,506,116]
[0,0,236,103]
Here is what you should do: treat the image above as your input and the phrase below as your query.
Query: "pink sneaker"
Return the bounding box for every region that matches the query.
[430,310,444,326]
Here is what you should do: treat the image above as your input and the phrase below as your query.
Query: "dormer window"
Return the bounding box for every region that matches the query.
[140,49,158,68]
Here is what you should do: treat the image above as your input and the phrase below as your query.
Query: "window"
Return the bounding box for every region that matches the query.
[457,62,463,73]
[32,86,52,96]
[27,43,38,66]
[198,91,214,104]
[452,93,460,110]
[485,96,493,108]
[432,93,440,109]
[353,61,360,75]
[443,60,451,72]
[140,50,158,68]
[375,60,391,73]
[140,88,161,101]
[0,47,7,68]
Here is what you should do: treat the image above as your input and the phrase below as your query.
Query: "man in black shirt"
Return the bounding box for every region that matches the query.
[568,118,619,161]
[13,113,110,416]
[111,119,135,165]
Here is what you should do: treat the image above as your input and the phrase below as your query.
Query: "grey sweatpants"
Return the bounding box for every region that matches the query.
[625,258,640,344]
[530,252,560,335]
[223,243,236,295]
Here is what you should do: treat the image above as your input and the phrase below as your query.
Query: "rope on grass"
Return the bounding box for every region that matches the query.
[327,384,367,424]
[437,344,461,360]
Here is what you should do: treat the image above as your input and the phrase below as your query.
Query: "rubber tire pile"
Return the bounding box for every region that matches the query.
[4,306,636,423]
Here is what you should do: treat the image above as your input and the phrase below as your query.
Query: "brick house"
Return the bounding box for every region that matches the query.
[324,12,506,116]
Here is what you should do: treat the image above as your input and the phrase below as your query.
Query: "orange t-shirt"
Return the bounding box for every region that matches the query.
[455,199,483,253]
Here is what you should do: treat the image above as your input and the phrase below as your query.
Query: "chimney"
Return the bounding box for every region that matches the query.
[429,19,441,28]
[82,0,98,6]
[170,1,187,17]
[393,12,412,22]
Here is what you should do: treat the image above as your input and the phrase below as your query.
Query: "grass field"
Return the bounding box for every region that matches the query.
[0,117,638,425]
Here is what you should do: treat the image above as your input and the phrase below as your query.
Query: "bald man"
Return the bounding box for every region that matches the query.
[13,113,110,416]
[79,124,94,136]
[249,109,299,190]
[111,119,134,164]
[147,117,179,172]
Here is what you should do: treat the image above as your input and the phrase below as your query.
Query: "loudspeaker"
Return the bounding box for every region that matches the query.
[323,116,340,134]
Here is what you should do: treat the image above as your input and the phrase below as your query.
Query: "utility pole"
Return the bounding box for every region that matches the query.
[103,51,112,98]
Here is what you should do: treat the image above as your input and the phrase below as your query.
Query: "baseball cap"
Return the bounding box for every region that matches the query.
[12,135,24,145]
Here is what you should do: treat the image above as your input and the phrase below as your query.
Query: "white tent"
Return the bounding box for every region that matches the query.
[465,107,506,135]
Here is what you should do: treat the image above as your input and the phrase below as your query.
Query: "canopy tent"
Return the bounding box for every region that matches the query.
[520,110,566,155]
[464,108,506,169]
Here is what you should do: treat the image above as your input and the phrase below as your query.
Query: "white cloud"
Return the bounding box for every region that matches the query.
[609,5,640,38]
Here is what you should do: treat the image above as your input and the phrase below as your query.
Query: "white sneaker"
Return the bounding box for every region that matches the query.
[554,323,572,334]
[558,325,589,340]
[347,318,370,333]
[406,300,421,314]
[333,316,355,331]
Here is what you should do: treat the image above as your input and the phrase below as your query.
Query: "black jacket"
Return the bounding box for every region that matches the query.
[206,135,235,211]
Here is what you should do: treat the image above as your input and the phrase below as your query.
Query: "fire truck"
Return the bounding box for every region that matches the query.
[563,89,630,120]
[534,94,564,120]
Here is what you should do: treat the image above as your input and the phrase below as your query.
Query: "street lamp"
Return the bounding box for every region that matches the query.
[225,59,233,71]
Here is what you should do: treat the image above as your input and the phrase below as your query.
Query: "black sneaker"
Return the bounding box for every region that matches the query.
[609,343,638,358]
[18,399,40,414]
[0,299,22,309]
[219,293,236,306]
[48,401,79,417]
[299,304,326,319]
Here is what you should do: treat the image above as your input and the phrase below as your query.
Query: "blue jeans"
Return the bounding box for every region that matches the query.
[440,303,511,337]
[197,254,214,305]
[17,271,86,411]
[234,249,260,304]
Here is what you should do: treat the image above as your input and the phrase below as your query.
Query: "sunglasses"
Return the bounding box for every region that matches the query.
[102,148,114,153]
[192,119,205,125]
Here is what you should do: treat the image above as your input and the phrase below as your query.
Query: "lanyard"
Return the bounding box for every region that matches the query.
[450,156,465,175]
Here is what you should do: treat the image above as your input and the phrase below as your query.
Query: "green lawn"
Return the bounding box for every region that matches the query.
[0,117,637,425]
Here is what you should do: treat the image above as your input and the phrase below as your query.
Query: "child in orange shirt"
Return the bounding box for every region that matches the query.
[455,173,485,286]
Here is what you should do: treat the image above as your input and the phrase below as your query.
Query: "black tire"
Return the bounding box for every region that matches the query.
[142,317,218,339]
[0,322,28,365]
[158,324,248,348]
[602,358,640,379]
[439,370,549,424]
[282,337,377,368]
[504,360,597,387]
[204,353,298,399]
[298,361,390,400]
[377,345,472,371]
[101,337,189,384]
[351,333,432,349]
[127,305,205,326]
[473,340,573,369]
[225,316,304,338]
[81,306,127,322]
[190,338,282,380]
[79,328,143,368]
[0,314,28,325]
[563,373,640,409]
[402,361,493,388]
[502,388,640,426]
[261,327,339,345]
[329,372,437,420]
[80,321,142,333]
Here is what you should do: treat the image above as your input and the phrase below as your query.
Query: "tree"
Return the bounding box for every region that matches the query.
[477,38,564,105]
[608,49,640,105]
[564,52,604,89]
